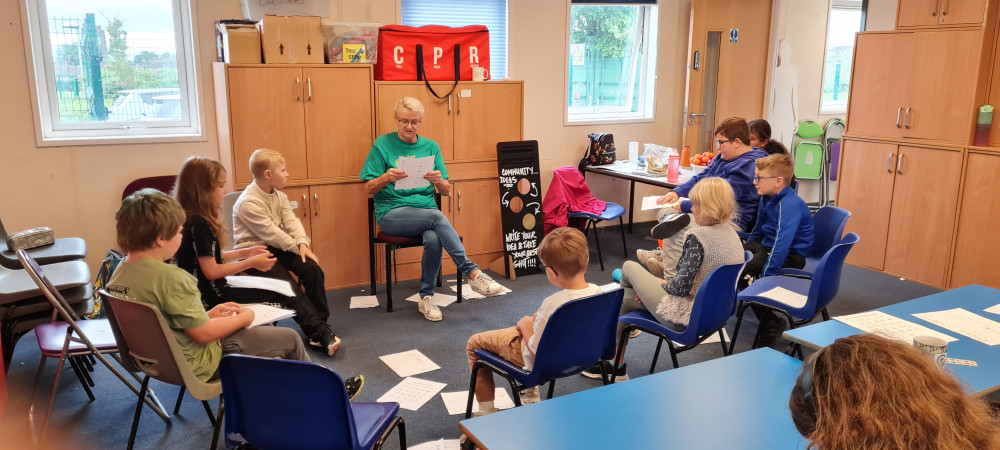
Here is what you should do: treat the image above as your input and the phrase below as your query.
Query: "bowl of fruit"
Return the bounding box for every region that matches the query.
[690,152,715,174]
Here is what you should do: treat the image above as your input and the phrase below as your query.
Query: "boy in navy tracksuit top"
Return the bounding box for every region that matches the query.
[743,153,814,346]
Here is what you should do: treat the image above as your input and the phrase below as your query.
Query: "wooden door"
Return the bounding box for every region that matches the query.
[303,67,374,179]
[950,152,1000,289]
[228,67,307,186]
[376,83,455,160]
[883,146,962,287]
[938,0,988,25]
[846,33,911,138]
[902,30,982,143]
[896,0,939,27]
[453,83,523,161]
[836,140,897,270]
[280,186,312,240]
[451,179,504,256]
[682,0,771,154]
[309,183,370,288]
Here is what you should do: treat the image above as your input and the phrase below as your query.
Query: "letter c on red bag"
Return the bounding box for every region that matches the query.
[394,46,404,65]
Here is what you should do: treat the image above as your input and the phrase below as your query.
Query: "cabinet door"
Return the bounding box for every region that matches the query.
[903,30,982,143]
[846,33,911,138]
[950,152,1000,289]
[453,83,523,161]
[309,183,371,288]
[836,140,897,270]
[228,67,307,186]
[897,0,940,27]
[884,146,961,287]
[452,179,504,255]
[939,0,987,25]
[376,83,455,160]
[281,186,313,240]
[303,67,374,179]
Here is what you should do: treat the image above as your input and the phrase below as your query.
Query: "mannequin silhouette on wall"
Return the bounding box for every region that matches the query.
[770,40,798,149]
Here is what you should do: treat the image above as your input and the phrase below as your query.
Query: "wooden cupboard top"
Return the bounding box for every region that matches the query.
[843,134,968,151]
[223,63,374,69]
[375,80,524,86]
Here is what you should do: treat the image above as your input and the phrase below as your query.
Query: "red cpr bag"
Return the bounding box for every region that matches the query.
[374,25,490,85]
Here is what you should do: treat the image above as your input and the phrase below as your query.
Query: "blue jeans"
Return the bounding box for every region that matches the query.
[378,206,478,297]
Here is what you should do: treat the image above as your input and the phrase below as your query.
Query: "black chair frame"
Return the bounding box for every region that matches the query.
[465,357,610,420]
[579,215,627,271]
[612,323,730,383]
[728,301,830,356]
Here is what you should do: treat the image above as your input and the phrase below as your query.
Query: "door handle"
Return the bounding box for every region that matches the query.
[448,95,452,114]
[904,107,911,129]
[688,113,706,126]
[448,194,453,212]
[302,194,308,218]
[313,193,319,216]
[887,153,894,173]
[456,92,461,115]
[941,0,949,16]
[458,190,462,211]
[307,77,312,101]
[295,77,301,102]
[897,153,905,175]
[896,107,902,128]
[931,0,938,16]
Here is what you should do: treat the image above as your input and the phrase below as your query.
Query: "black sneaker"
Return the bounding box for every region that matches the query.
[344,375,365,401]
[308,324,341,357]
[756,315,787,348]
[580,361,629,382]
[651,213,691,239]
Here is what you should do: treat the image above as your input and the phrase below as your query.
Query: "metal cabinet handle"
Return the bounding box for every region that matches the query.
[897,153,905,175]
[448,194,453,212]
[296,77,301,101]
[313,193,319,216]
[931,0,938,16]
[458,190,462,211]
[896,107,902,128]
[307,77,312,101]
[448,95,452,114]
[941,0,949,16]
[887,153,894,173]
[904,107,911,129]
[302,194,308,217]
[456,92,461,115]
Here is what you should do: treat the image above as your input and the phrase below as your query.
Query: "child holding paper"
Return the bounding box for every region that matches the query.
[173,156,339,357]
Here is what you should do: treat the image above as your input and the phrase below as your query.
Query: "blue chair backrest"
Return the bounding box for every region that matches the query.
[532,289,624,383]
[219,354,360,450]
[685,251,752,339]
[806,233,860,316]
[811,206,851,258]
[599,288,626,361]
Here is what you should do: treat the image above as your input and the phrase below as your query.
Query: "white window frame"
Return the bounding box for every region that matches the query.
[818,0,862,115]
[564,2,658,125]
[21,0,203,146]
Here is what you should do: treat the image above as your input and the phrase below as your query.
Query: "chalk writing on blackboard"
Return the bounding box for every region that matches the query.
[497,141,544,277]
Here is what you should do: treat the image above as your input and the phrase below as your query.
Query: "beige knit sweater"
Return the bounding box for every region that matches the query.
[232,182,310,253]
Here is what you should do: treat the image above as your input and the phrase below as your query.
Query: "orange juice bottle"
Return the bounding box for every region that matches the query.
[680,145,691,167]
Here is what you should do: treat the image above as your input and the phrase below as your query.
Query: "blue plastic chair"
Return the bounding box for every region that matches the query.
[465,288,625,419]
[218,354,406,450]
[568,202,627,271]
[777,205,851,277]
[612,252,751,380]
[729,233,860,353]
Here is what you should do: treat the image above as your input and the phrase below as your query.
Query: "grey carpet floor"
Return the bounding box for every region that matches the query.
[0,223,941,449]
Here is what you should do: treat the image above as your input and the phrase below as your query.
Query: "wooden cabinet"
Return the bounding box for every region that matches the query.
[846,30,981,143]
[950,152,1000,289]
[897,0,988,27]
[450,179,504,255]
[281,186,313,239]
[225,65,373,185]
[308,183,370,288]
[838,140,962,287]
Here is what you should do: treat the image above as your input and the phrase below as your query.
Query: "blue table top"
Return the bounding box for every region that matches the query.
[784,284,1000,395]
[459,348,809,450]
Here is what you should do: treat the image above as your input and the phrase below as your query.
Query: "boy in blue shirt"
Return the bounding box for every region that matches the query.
[743,153,814,347]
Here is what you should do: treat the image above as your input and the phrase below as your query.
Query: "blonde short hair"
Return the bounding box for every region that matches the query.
[394,96,425,117]
[538,227,589,277]
[249,148,285,179]
[756,153,794,186]
[688,177,737,226]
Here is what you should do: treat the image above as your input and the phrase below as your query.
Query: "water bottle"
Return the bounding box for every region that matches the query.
[636,154,646,172]
[667,148,680,183]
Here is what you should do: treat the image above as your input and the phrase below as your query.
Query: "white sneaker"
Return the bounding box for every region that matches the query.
[519,386,541,405]
[629,329,641,339]
[418,295,442,321]
[468,271,504,296]
[636,248,660,262]
[473,407,499,417]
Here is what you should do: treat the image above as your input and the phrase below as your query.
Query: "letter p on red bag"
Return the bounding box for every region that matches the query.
[374,25,490,82]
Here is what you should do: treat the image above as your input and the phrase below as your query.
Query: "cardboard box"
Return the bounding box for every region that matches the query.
[258,15,324,64]
[216,21,261,64]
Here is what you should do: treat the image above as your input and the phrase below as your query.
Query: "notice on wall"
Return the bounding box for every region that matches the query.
[497,141,545,277]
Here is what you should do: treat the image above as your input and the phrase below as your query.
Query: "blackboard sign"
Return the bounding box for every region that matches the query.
[497,140,544,277]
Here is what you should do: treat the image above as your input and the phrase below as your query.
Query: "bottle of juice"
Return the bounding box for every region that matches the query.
[680,145,691,168]
[667,148,680,183]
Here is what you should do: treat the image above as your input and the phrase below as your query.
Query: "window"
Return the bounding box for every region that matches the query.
[820,0,863,114]
[567,1,658,124]
[401,0,508,80]
[23,0,200,144]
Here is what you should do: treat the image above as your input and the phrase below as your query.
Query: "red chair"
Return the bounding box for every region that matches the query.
[121,175,177,200]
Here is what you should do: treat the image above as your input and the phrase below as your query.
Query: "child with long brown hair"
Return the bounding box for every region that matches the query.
[789,334,1000,449]
[172,157,343,358]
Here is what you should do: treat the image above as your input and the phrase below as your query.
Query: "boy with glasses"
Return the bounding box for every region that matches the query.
[742,153,814,347]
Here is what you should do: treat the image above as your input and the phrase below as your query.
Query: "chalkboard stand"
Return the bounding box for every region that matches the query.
[493,140,545,280]
[488,254,516,280]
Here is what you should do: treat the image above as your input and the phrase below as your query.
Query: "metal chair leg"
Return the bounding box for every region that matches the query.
[369,238,377,295]
[728,303,749,355]
[386,244,394,312]
[546,380,556,399]
[719,329,731,356]
[618,216,628,257]
[210,398,223,450]
[589,220,605,271]
[650,338,663,374]
[174,386,186,414]
[127,375,151,450]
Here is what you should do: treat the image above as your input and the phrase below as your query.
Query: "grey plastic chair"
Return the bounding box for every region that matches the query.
[101,291,223,450]
[221,191,242,251]
[0,217,86,270]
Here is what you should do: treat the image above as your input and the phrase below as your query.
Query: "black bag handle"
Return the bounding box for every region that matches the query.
[417,44,461,99]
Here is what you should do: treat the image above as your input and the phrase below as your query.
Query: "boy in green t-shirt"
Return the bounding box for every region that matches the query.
[108,189,362,396]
